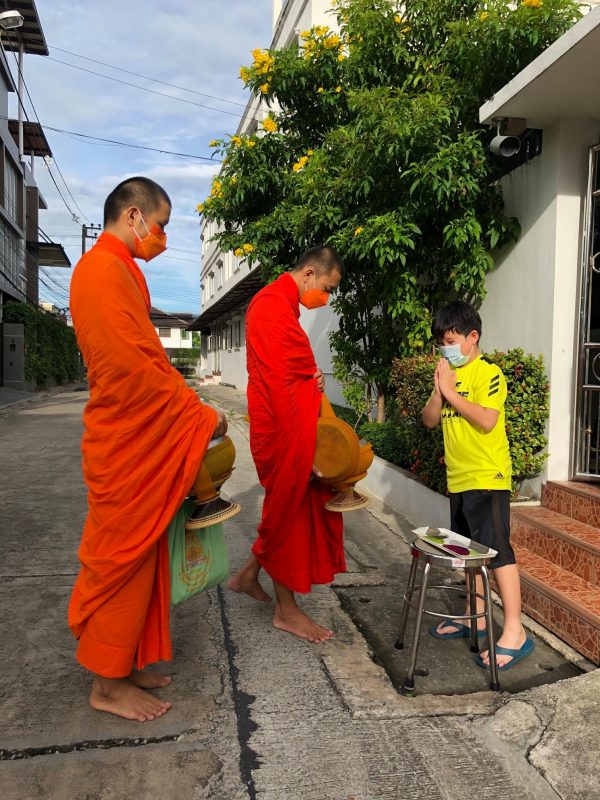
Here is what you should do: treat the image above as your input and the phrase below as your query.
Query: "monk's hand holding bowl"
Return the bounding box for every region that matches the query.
[211,409,228,438]
[314,368,325,392]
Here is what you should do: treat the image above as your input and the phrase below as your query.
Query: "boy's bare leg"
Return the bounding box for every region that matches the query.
[479,564,526,667]
[272,582,333,643]
[90,675,172,722]
[228,553,272,602]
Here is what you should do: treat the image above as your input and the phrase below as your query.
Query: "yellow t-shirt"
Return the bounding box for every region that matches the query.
[440,355,512,493]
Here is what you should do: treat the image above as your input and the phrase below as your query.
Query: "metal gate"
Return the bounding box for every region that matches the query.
[575,144,600,478]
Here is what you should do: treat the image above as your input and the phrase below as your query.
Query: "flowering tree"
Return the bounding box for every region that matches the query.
[199,0,581,421]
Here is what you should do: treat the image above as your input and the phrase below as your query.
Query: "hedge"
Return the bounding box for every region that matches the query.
[3,301,80,388]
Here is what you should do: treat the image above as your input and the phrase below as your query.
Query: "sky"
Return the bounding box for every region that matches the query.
[13,0,273,315]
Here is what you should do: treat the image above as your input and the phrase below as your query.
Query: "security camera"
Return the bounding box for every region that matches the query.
[0,10,24,29]
[490,135,521,158]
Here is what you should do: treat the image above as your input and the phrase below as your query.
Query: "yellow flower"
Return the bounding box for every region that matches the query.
[210,179,222,197]
[335,86,342,93]
[323,34,341,49]
[240,67,251,83]
[247,140,256,148]
[234,247,244,257]
[292,155,309,172]
[479,11,489,19]
[262,117,278,133]
[300,30,311,39]
[208,139,218,147]
[338,53,347,62]
[354,227,364,236]
[196,203,204,213]
[259,83,270,94]
[230,176,238,184]
[314,25,329,36]
[317,87,325,94]
[521,0,542,6]
[307,149,314,156]
[243,243,254,254]
[231,135,242,146]
[394,14,404,23]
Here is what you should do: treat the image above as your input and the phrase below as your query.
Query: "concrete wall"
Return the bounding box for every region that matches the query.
[154,327,192,349]
[480,118,600,483]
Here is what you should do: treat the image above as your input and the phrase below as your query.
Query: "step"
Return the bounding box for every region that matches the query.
[544,480,600,527]
[512,506,600,585]
[514,542,600,664]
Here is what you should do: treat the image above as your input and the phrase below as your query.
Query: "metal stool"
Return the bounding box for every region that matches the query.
[395,539,500,692]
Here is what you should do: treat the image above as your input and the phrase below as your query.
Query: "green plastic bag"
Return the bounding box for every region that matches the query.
[168,498,229,605]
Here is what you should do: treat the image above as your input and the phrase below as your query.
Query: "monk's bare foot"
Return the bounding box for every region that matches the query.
[128,669,172,689]
[228,572,272,602]
[273,607,334,643]
[90,676,171,722]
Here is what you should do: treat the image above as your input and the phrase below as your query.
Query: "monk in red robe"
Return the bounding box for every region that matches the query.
[229,246,344,642]
[68,177,226,722]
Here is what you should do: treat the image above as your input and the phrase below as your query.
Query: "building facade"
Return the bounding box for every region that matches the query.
[0,1,70,387]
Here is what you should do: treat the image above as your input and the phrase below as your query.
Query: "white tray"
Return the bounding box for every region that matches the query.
[412,526,497,562]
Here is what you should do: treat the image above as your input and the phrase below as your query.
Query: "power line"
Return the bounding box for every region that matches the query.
[49,45,248,110]
[3,33,89,224]
[47,56,242,118]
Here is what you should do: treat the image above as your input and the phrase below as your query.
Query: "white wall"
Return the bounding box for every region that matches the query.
[480,118,600,483]
[154,327,192,349]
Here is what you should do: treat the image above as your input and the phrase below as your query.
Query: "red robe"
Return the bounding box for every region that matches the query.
[246,272,345,593]
[68,232,217,677]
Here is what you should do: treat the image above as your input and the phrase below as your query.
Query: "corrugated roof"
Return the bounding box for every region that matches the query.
[0,1,48,57]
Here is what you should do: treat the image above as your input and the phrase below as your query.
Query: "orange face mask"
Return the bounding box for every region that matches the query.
[132,214,167,262]
[300,275,329,310]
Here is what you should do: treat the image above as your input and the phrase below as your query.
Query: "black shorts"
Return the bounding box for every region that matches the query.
[449,490,516,570]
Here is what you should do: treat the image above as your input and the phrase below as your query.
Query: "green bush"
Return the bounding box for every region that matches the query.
[386,348,549,497]
[3,302,80,388]
[357,421,409,466]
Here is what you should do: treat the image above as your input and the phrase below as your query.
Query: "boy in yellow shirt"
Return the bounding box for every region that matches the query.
[422,301,533,670]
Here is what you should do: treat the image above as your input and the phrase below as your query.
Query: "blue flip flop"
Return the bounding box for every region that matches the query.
[474,638,535,671]
[430,618,487,639]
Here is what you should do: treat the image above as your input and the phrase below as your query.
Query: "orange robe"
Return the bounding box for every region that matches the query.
[68,232,217,678]
[246,273,345,593]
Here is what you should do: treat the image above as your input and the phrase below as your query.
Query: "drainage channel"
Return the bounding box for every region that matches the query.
[334,584,583,698]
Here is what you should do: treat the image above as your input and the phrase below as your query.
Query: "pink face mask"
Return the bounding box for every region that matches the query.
[132,214,167,262]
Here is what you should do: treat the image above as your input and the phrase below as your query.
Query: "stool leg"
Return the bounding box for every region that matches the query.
[481,565,500,692]
[467,568,480,654]
[404,561,431,692]
[395,554,419,650]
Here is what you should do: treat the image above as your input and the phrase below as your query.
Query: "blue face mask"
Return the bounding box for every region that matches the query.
[439,342,472,368]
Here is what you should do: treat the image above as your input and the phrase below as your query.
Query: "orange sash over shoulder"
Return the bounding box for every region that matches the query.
[68,232,217,677]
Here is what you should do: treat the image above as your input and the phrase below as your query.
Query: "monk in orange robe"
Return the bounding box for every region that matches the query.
[229,246,345,642]
[68,177,226,722]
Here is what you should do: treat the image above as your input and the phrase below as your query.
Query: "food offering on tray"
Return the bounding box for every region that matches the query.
[412,527,497,560]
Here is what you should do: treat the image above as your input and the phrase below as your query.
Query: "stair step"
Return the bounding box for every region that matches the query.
[514,542,600,664]
[544,481,600,526]
[512,506,600,585]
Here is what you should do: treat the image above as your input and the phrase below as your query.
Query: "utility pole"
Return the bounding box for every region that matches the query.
[81,223,102,256]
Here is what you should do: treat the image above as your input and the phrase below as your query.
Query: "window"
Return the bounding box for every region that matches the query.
[233,320,241,349]
[4,156,20,225]
[217,262,223,289]
[181,329,189,340]
[158,327,171,338]
[0,217,25,294]
[208,272,215,298]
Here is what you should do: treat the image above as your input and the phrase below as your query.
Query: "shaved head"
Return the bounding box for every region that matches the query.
[104,177,171,227]
[293,245,344,277]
